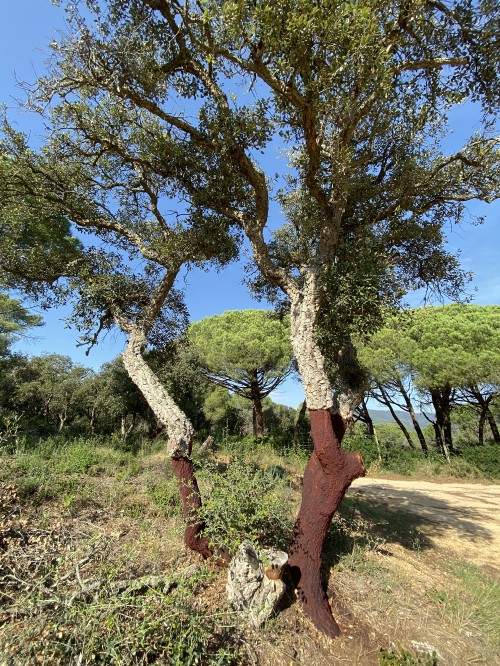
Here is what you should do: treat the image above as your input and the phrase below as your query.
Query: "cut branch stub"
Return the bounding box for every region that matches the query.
[227,540,288,628]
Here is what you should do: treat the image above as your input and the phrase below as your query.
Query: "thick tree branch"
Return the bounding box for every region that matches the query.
[396,56,468,72]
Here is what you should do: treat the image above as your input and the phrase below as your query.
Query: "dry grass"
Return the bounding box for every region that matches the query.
[1,441,499,665]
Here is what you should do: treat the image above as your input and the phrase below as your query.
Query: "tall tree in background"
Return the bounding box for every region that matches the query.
[408,305,500,455]
[357,325,430,455]
[0,293,43,441]
[361,306,500,454]
[1,0,498,636]
[190,310,293,437]
[14,354,91,433]
[0,293,42,359]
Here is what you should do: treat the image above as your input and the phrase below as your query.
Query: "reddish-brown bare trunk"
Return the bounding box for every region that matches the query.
[288,409,365,637]
[171,457,229,564]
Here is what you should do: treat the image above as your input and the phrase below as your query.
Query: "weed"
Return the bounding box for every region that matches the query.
[428,561,500,657]
[55,442,99,474]
[147,478,182,517]
[378,646,438,665]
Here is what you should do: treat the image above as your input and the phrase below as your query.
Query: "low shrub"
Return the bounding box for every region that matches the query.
[458,444,500,479]
[342,432,381,468]
[198,457,293,554]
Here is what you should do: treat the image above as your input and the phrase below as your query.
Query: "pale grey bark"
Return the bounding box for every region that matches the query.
[290,274,333,411]
[122,328,193,457]
[226,540,288,628]
[335,389,365,422]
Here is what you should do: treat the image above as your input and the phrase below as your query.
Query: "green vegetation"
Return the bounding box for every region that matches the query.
[1,434,498,664]
[0,0,498,646]
[358,305,500,459]
[198,457,293,554]
[378,647,438,666]
[190,310,293,437]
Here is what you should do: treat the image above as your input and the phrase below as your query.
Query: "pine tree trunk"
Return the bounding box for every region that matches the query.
[122,329,214,559]
[378,384,415,449]
[287,282,365,637]
[471,388,500,444]
[250,373,264,438]
[486,408,500,443]
[478,406,486,446]
[359,400,382,462]
[397,380,429,455]
[431,388,454,457]
[433,422,445,457]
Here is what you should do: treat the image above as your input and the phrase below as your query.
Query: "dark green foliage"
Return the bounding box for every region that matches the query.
[190,311,292,392]
[342,432,381,468]
[202,386,296,439]
[459,445,500,479]
[198,457,293,553]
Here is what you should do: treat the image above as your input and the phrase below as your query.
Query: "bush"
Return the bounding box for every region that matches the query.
[458,444,500,479]
[342,432,381,467]
[198,457,293,554]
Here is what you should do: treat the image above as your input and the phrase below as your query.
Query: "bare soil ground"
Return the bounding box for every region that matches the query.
[349,477,500,573]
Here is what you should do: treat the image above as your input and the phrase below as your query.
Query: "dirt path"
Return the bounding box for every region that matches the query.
[348,477,500,572]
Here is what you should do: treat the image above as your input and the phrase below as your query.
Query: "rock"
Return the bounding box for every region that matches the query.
[200,435,215,452]
[226,540,288,628]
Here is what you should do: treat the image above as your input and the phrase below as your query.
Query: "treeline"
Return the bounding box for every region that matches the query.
[2,295,499,461]
[356,304,500,458]
[0,297,296,446]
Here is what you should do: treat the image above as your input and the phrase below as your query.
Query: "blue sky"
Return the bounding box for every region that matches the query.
[1,1,499,408]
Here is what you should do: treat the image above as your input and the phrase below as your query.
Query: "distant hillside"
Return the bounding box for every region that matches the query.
[366,407,430,430]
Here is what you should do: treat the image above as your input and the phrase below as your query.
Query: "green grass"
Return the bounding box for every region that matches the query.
[428,561,500,659]
[378,646,439,665]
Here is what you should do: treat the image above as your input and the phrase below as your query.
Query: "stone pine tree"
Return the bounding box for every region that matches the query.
[2,0,498,637]
[360,305,500,454]
[402,305,500,454]
[189,310,293,437]
[0,293,43,359]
